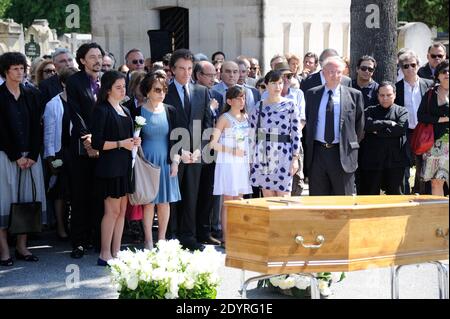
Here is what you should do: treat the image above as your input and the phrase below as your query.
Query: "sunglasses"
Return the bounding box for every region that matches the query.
[402,63,417,69]
[44,69,56,74]
[359,66,375,73]
[431,54,444,59]
[258,84,266,90]
[132,59,144,65]
[250,67,259,70]
[440,68,449,74]
[152,87,167,94]
[282,74,293,80]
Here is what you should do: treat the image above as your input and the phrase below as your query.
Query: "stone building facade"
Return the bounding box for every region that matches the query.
[90,0,351,72]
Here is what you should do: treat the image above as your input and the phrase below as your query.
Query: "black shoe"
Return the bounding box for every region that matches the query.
[181,241,205,252]
[0,258,13,266]
[97,258,108,267]
[15,251,39,262]
[199,235,221,245]
[211,230,223,240]
[70,246,85,259]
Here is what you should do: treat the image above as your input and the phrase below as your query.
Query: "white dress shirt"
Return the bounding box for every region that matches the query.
[403,78,422,129]
[314,85,341,144]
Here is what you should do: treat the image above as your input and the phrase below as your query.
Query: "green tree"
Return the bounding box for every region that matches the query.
[398,0,449,31]
[1,0,90,35]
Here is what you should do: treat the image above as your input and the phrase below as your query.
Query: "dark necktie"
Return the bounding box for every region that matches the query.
[183,85,191,118]
[324,90,334,144]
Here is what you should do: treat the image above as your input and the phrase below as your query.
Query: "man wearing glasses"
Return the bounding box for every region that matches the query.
[418,42,447,80]
[395,50,433,194]
[124,48,145,95]
[352,55,379,108]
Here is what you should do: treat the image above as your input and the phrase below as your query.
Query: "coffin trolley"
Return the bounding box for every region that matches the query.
[224,195,449,299]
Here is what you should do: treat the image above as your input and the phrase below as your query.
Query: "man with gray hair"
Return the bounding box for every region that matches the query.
[305,56,364,195]
[395,50,433,194]
[39,47,75,105]
[418,42,447,80]
[300,48,352,93]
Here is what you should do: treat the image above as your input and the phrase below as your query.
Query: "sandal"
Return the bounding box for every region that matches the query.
[15,251,39,262]
[0,258,13,266]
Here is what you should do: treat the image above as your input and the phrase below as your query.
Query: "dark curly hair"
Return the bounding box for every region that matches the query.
[75,42,105,71]
[434,59,449,83]
[0,52,27,78]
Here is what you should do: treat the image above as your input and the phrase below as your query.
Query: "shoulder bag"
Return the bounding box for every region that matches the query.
[128,147,160,205]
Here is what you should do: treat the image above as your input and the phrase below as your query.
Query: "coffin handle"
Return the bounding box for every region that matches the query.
[295,235,325,249]
[436,228,449,243]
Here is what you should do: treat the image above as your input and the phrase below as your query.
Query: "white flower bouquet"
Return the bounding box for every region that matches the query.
[51,159,63,168]
[258,272,345,298]
[108,240,222,299]
[132,116,147,167]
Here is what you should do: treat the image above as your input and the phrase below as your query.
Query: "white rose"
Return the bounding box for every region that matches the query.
[135,116,147,127]
[51,159,63,168]
[126,275,139,290]
[294,276,311,290]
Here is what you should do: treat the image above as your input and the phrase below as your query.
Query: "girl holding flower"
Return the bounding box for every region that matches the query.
[210,86,253,244]
[91,71,141,265]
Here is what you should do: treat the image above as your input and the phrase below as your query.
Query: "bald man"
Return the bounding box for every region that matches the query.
[305,56,364,195]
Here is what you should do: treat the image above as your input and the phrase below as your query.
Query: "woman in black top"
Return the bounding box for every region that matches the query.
[91,71,141,265]
[359,82,409,195]
[0,52,46,266]
[417,60,449,196]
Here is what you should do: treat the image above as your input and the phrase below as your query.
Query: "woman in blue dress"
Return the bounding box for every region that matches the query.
[138,72,181,249]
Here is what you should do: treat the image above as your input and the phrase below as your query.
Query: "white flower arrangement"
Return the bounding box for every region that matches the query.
[260,272,345,298]
[51,159,63,168]
[108,240,222,299]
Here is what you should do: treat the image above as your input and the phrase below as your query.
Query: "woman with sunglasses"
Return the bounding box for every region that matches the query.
[90,70,141,265]
[36,60,56,87]
[417,60,449,196]
[137,72,181,250]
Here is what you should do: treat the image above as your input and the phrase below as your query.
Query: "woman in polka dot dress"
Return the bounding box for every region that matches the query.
[248,70,301,196]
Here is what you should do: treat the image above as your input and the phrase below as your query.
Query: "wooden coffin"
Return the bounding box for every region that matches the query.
[225,195,449,274]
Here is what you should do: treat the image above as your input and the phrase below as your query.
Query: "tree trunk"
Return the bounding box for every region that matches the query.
[350,0,398,83]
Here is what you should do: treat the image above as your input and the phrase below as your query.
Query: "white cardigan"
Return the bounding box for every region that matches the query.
[43,94,64,159]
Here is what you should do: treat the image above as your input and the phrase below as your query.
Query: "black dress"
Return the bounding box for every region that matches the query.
[92,105,134,199]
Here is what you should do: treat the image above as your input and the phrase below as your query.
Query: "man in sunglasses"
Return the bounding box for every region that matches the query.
[395,50,433,195]
[124,48,145,95]
[352,55,379,108]
[418,42,447,80]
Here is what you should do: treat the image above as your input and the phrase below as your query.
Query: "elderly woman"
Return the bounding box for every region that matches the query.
[249,70,301,197]
[0,52,47,266]
[359,82,409,195]
[417,59,449,196]
[43,66,78,240]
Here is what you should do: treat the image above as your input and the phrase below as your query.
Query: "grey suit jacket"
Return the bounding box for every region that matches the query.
[164,82,212,152]
[305,85,365,173]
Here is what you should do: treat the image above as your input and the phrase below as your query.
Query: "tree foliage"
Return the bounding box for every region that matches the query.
[0,0,90,35]
[398,0,449,31]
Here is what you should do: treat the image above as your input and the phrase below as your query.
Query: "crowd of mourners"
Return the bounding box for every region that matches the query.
[0,40,448,267]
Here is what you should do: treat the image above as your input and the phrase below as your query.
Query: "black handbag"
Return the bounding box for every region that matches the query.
[8,168,42,235]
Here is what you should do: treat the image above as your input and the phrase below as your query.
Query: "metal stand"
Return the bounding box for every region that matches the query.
[239,270,321,299]
[391,261,449,299]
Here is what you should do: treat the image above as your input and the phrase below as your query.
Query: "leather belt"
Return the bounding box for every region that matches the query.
[314,141,339,149]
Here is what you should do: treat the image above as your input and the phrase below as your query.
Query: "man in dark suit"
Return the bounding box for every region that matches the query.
[300,48,352,93]
[395,50,434,194]
[163,49,212,251]
[305,56,365,195]
[66,42,105,259]
[193,60,223,244]
[417,42,446,80]
[39,48,75,106]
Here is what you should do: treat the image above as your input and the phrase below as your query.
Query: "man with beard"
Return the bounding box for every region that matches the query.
[66,43,105,259]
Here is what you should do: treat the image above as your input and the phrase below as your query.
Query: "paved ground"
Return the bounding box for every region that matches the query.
[0,230,447,299]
